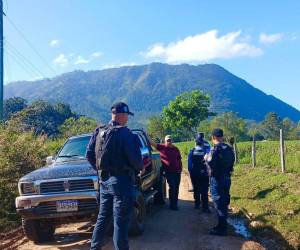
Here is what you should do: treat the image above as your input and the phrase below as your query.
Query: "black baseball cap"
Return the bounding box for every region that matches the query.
[195,133,204,144]
[111,102,134,116]
[212,128,223,137]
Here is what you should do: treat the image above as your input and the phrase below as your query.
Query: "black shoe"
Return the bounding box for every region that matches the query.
[194,204,200,209]
[202,207,211,214]
[209,227,227,236]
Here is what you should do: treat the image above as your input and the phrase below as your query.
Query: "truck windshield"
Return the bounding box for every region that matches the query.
[57,136,91,162]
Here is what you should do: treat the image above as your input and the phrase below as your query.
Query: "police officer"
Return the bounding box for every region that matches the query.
[86,102,143,250]
[205,128,235,236]
[188,133,211,212]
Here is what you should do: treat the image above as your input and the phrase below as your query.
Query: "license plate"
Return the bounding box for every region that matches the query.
[56,200,78,212]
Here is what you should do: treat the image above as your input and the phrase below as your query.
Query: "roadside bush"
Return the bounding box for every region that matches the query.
[0,121,50,232]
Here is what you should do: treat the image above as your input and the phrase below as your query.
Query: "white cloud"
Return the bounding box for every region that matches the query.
[53,54,68,67]
[259,33,283,44]
[142,30,263,63]
[50,39,60,47]
[74,56,90,65]
[91,52,103,58]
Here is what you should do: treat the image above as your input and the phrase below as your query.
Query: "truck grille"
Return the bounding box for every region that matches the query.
[69,179,94,191]
[40,179,95,194]
[40,181,64,193]
[37,199,98,215]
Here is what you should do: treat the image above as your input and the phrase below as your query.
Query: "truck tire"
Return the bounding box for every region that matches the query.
[129,190,146,236]
[22,218,55,243]
[154,174,167,204]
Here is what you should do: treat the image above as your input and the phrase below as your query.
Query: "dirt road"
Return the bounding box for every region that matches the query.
[6,173,264,250]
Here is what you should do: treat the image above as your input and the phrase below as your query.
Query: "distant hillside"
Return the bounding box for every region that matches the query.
[4,63,300,126]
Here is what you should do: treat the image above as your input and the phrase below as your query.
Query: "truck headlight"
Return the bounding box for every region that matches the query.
[20,182,36,194]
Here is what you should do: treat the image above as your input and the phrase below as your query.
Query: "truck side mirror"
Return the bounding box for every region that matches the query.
[46,156,55,165]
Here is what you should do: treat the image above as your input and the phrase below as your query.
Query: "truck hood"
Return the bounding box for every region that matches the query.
[20,160,97,182]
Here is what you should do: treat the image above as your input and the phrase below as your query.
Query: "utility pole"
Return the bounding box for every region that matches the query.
[0,0,3,121]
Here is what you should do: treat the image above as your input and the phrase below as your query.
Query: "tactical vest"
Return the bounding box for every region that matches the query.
[95,125,126,172]
[191,146,207,175]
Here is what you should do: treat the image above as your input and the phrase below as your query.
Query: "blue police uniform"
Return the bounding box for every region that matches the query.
[207,141,235,235]
[86,120,143,250]
[188,140,210,210]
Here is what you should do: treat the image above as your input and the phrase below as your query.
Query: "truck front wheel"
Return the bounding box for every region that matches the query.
[22,218,55,243]
[129,190,146,236]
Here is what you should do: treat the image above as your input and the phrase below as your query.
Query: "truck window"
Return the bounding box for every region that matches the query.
[57,136,91,162]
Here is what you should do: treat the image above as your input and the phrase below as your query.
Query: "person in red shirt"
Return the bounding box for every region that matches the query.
[149,135,182,210]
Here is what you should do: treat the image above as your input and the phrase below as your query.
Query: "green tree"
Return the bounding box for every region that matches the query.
[12,100,75,137]
[3,97,27,121]
[260,112,282,140]
[209,112,249,141]
[162,90,210,139]
[59,116,97,138]
[147,115,167,142]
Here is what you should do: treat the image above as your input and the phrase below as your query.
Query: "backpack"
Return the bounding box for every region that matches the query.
[95,125,124,171]
[215,143,235,176]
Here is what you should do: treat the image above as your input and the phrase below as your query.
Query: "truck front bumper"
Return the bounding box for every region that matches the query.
[16,191,99,219]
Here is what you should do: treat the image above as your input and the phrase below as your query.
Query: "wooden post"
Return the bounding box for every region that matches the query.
[280,129,286,173]
[252,136,256,167]
[233,141,239,164]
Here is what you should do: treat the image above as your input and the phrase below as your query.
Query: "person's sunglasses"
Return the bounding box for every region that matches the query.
[166,139,172,142]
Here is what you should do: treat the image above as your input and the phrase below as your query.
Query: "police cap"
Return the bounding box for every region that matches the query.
[212,128,223,137]
[111,102,134,116]
[195,132,204,144]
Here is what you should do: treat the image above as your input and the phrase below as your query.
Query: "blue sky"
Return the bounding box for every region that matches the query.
[3,0,300,110]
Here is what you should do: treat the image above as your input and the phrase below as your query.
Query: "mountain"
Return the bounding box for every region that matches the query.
[4,63,300,126]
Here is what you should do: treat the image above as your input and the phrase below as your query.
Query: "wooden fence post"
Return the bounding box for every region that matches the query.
[252,136,256,167]
[233,141,239,164]
[280,129,286,173]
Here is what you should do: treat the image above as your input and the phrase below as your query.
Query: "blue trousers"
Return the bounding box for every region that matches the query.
[90,176,134,250]
[210,176,231,219]
[165,172,181,209]
[190,173,209,208]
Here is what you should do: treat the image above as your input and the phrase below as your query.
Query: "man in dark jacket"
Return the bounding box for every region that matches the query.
[188,133,211,212]
[205,128,235,236]
[149,135,182,210]
[86,102,143,250]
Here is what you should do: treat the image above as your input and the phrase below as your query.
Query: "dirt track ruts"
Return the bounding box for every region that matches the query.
[5,172,265,250]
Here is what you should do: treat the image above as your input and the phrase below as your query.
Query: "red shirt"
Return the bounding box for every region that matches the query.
[156,144,182,173]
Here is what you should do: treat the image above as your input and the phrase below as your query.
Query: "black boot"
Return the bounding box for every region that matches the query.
[209,217,227,236]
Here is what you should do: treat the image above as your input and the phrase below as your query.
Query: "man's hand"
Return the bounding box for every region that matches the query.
[204,153,209,161]
[139,167,146,177]
[147,136,158,149]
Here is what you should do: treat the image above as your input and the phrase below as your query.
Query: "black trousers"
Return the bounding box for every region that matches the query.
[165,172,181,208]
[190,174,209,208]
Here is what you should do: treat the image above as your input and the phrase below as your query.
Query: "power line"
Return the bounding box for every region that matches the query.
[6,49,42,79]
[4,14,56,75]
[5,39,47,79]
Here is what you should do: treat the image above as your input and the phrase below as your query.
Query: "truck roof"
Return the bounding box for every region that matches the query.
[69,133,93,140]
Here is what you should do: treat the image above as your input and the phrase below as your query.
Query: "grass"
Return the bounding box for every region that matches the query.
[176,140,300,249]
[231,166,300,249]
